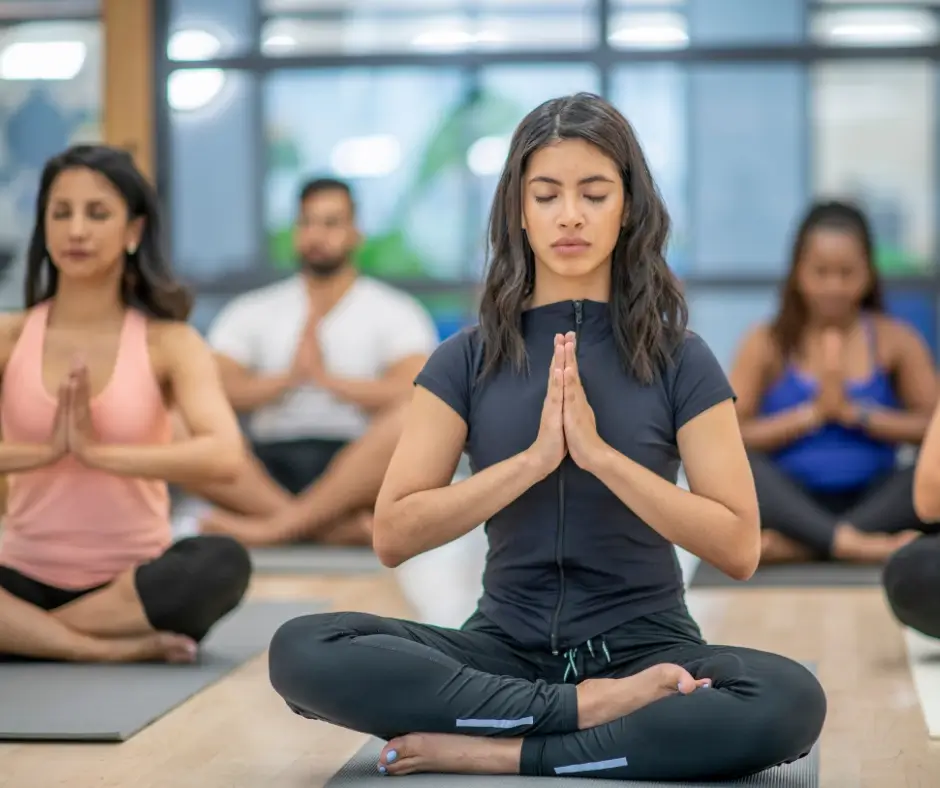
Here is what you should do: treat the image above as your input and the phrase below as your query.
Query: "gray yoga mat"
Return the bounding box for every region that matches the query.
[690,559,882,589]
[327,667,820,787]
[249,545,384,575]
[0,598,323,742]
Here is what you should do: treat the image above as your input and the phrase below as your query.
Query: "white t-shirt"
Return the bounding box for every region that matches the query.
[208,275,440,442]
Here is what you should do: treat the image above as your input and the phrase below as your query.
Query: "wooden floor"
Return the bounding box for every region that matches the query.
[1,571,939,787]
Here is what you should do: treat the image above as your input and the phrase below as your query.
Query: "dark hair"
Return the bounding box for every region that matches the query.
[299,177,356,216]
[769,199,883,358]
[25,144,192,321]
[478,92,687,384]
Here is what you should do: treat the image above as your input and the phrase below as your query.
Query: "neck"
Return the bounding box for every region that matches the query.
[48,276,125,326]
[302,265,357,309]
[805,310,863,334]
[529,262,610,307]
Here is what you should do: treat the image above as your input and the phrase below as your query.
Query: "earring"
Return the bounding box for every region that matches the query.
[126,244,137,255]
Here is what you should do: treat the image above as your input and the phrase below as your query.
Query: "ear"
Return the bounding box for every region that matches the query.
[125,216,145,254]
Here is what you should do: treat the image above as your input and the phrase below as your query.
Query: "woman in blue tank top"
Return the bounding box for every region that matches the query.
[729,201,938,563]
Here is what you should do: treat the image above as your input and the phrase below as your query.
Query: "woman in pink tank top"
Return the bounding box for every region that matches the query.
[0,144,252,664]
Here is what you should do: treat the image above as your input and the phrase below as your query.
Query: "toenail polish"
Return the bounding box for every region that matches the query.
[387,750,398,762]
[378,765,386,774]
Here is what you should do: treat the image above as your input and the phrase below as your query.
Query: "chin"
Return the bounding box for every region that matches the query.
[543,257,609,280]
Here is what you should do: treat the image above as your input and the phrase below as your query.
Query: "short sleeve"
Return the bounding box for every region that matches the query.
[206,298,256,368]
[413,327,476,424]
[380,297,440,366]
[669,331,736,431]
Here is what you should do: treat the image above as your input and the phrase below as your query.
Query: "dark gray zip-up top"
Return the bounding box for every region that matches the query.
[415,299,734,653]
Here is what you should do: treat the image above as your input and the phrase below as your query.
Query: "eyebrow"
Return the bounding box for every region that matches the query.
[528,175,616,186]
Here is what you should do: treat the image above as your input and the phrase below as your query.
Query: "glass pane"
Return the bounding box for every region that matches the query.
[608,9,688,51]
[611,64,688,274]
[0,20,102,311]
[170,70,260,283]
[190,293,236,336]
[812,61,934,275]
[264,68,469,280]
[811,6,938,47]
[690,64,807,274]
[686,288,778,372]
[169,0,253,60]
[888,289,937,359]
[686,0,803,43]
[416,289,479,340]
[468,64,600,277]
[262,2,596,55]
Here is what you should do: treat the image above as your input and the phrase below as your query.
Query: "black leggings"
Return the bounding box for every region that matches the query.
[749,452,928,556]
[267,606,827,782]
[0,535,252,643]
[883,534,940,639]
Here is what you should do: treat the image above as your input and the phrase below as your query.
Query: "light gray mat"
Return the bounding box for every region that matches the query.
[327,668,820,787]
[691,560,881,589]
[249,545,383,575]
[0,599,323,742]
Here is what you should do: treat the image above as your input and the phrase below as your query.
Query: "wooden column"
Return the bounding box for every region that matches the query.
[102,0,154,180]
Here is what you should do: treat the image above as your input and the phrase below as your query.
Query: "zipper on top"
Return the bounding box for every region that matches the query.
[549,299,583,655]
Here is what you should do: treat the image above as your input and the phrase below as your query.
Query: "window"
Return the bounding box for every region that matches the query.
[812,61,935,275]
[611,64,688,273]
[169,70,260,284]
[686,288,779,371]
[689,64,807,274]
[169,0,254,60]
[263,67,470,280]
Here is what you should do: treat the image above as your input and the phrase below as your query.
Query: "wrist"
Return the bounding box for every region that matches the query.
[520,448,558,481]
[581,439,615,476]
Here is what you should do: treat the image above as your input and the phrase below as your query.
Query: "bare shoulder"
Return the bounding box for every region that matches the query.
[146,319,211,374]
[0,312,28,373]
[872,313,928,359]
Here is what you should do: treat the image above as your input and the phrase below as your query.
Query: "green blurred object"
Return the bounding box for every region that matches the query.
[875,244,927,275]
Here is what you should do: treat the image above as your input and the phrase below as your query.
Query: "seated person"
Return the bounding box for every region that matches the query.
[883,399,940,639]
[264,93,826,783]
[0,144,251,662]
[194,178,439,547]
[730,200,937,564]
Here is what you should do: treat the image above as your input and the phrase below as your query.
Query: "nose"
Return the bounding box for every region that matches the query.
[558,193,584,229]
[68,214,88,239]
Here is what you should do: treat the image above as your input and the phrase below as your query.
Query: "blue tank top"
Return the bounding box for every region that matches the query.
[759,319,899,492]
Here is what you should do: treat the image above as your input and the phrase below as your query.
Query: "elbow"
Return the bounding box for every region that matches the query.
[722,512,762,582]
[914,475,940,523]
[371,507,410,568]
[205,440,244,484]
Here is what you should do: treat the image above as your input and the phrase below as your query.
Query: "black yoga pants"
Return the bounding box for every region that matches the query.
[252,438,347,495]
[267,608,827,782]
[883,534,940,639]
[0,535,252,643]
[749,451,928,556]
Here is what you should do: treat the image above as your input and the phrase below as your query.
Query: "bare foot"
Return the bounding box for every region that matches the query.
[831,524,920,563]
[319,512,374,547]
[201,510,280,546]
[378,734,522,777]
[103,632,198,664]
[760,530,815,563]
[576,663,711,730]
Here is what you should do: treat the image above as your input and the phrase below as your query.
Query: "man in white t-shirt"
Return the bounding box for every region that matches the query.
[197,177,439,546]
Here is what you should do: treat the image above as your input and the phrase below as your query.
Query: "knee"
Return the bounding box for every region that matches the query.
[193,535,253,608]
[268,612,347,699]
[756,659,827,749]
[883,536,940,635]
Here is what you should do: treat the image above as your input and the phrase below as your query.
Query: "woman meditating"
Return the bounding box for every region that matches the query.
[0,144,252,662]
[729,201,936,564]
[265,93,827,782]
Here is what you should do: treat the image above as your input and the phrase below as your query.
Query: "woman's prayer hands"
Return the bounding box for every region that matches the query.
[47,356,100,463]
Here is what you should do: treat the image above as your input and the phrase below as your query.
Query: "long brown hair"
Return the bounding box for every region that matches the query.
[25,144,193,320]
[769,200,884,359]
[478,92,687,384]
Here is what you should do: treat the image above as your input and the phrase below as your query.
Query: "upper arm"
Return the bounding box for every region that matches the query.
[375,330,473,513]
[727,326,774,420]
[206,299,256,369]
[886,319,938,414]
[671,333,758,523]
[158,323,243,451]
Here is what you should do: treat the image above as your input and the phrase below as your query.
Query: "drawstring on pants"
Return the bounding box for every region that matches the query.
[562,636,612,682]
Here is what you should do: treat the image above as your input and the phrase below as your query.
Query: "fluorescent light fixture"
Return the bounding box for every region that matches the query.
[467,136,510,177]
[830,23,926,44]
[610,24,688,47]
[263,33,297,51]
[330,135,401,178]
[168,69,225,112]
[411,28,503,51]
[167,29,222,61]
[817,9,936,46]
[0,40,85,80]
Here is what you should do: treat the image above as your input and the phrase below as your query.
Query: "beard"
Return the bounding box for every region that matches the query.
[299,252,348,278]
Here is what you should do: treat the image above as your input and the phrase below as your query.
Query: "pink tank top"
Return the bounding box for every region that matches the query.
[0,302,173,589]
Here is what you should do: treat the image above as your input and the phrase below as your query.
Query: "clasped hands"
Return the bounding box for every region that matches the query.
[287,312,329,388]
[530,331,608,474]
[813,329,865,428]
[50,357,99,462]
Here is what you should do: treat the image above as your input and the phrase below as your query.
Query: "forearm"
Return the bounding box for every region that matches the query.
[81,437,243,485]
[740,404,820,452]
[223,372,293,412]
[849,406,931,445]
[588,445,760,580]
[374,450,550,567]
[321,375,411,412]
[0,443,59,474]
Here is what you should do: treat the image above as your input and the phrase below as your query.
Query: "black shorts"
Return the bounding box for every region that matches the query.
[0,535,252,643]
[252,438,348,495]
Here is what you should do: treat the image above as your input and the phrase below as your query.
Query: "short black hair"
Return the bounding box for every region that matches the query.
[298,177,355,216]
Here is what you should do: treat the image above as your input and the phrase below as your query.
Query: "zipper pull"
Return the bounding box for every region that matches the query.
[574,299,583,327]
